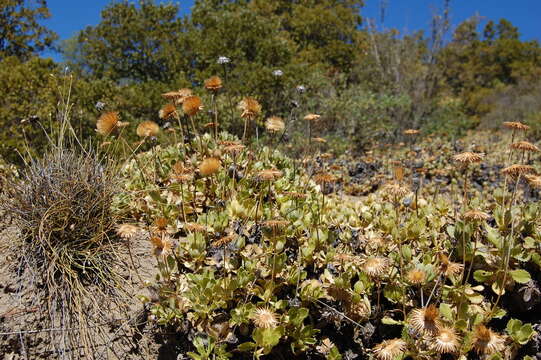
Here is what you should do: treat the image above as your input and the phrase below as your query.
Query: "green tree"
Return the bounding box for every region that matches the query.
[0,0,57,60]
[72,0,189,82]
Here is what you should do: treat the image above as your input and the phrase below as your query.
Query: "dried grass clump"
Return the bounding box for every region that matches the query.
[1,148,124,355]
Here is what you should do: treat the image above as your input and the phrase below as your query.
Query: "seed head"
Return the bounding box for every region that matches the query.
[116,224,140,239]
[439,253,463,278]
[97,111,127,136]
[252,308,278,328]
[238,97,261,119]
[372,339,407,360]
[408,304,441,335]
[453,152,484,165]
[136,121,160,138]
[304,113,321,122]
[314,172,337,185]
[282,191,307,199]
[159,103,177,120]
[361,257,388,277]
[211,234,237,248]
[525,174,541,188]
[501,164,537,177]
[463,210,490,222]
[503,121,529,131]
[204,76,223,92]
[510,141,539,152]
[265,116,285,133]
[433,327,460,354]
[182,95,203,117]
[256,168,283,181]
[184,223,207,233]
[472,325,505,355]
[406,268,427,285]
[151,236,172,257]
[199,158,221,177]
[403,129,420,135]
[262,219,290,231]
[384,182,411,199]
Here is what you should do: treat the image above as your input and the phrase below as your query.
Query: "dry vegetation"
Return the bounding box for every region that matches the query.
[2,71,541,360]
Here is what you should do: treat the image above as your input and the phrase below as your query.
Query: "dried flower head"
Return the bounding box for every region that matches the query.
[312,137,327,143]
[211,234,237,248]
[199,158,221,177]
[116,224,140,239]
[501,164,537,177]
[265,116,285,133]
[463,210,490,222]
[453,152,484,165]
[314,172,337,185]
[510,141,540,152]
[185,223,207,233]
[136,121,160,138]
[182,95,203,117]
[256,168,283,181]
[525,174,541,188]
[403,129,420,135]
[97,111,127,136]
[316,338,335,355]
[433,327,460,354]
[393,166,405,182]
[373,339,407,360]
[223,144,246,155]
[320,153,333,159]
[361,257,388,277]
[251,308,278,329]
[159,103,177,120]
[204,76,223,91]
[304,113,321,122]
[384,182,411,199]
[472,325,505,355]
[439,253,464,278]
[154,217,168,231]
[503,121,530,131]
[406,268,427,285]
[282,191,307,199]
[151,236,172,257]
[238,97,261,119]
[262,219,290,231]
[408,305,441,335]
[345,298,371,321]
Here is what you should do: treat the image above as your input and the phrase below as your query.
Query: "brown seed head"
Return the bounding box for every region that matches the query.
[223,144,246,155]
[406,269,427,285]
[472,325,505,355]
[463,210,490,222]
[265,116,285,133]
[373,339,407,360]
[501,164,537,177]
[439,253,464,277]
[256,168,283,181]
[361,257,388,277]
[262,219,290,230]
[204,76,222,91]
[136,121,160,138]
[182,95,203,117]
[159,103,177,120]
[97,111,123,136]
[252,308,278,329]
[154,217,168,231]
[408,304,441,335]
[384,182,411,199]
[282,191,307,199]
[453,152,484,165]
[503,121,530,131]
[433,327,460,354]
[304,113,321,122]
[116,224,140,239]
[510,141,540,152]
[199,158,221,177]
[403,129,420,135]
[151,236,172,257]
[211,234,237,248]
[185,223,207,233]
[314,172,337,185]
[238,97,261,119]
[525,174,541,188]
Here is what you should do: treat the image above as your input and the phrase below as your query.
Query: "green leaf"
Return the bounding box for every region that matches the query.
[439,303,453,321]
[509,269,531,284]
[381,316,404,325]
[473,270,493,282]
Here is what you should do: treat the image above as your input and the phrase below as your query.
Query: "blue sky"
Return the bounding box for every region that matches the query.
[42,0,540,60]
